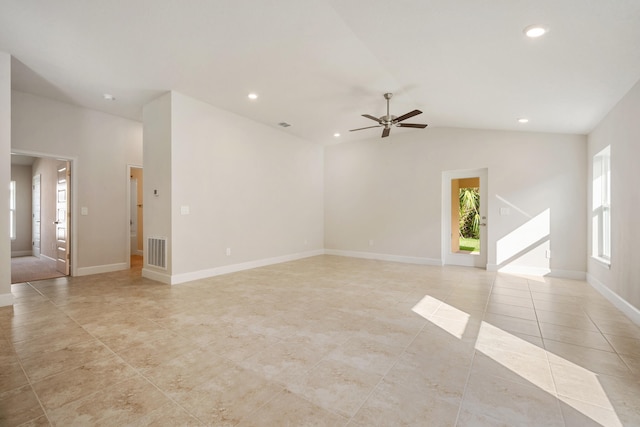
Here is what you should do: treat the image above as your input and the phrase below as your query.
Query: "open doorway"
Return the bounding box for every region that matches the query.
[454,177,480,254]
[128,165,143,270]
[10,154,73,283]
[442,168,488,268]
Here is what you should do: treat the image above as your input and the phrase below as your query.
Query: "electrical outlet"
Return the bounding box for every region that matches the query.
[226,247,231,256]
[545,249,551,259]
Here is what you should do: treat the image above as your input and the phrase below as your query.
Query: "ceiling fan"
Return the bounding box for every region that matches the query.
[350,93,428,138]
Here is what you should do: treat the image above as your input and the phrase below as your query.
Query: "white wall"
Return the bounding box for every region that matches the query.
[142,91,324,284]
[10,164,32,255]
[588,78,640,315]
[11,91,143,274]
[325,128,587,277]
[0,52,11,306]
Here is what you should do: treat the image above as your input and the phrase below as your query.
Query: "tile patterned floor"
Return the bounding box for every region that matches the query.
[1,255,639,426]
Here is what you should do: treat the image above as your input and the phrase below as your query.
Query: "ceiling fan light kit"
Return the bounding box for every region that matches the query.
[349,92,428,138]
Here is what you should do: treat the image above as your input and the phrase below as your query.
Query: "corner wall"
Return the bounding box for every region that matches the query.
[141,93,173,281]
[143,92,325,284]
[587,78,640,320]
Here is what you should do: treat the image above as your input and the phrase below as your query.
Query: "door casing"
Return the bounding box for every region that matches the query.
[442,168,488,268]
[55,161,70,275]
[127,164,144,267]
[32,174,41,258]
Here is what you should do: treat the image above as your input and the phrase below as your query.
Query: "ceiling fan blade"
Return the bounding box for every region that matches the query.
[394,109,422,123]
[381,127,391,138]
[349,125,382,132]
[397,123,428,128]
[362,114,381,122]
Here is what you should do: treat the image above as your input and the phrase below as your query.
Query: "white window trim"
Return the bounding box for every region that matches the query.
[592,146,611,264]
[9,180,16,240]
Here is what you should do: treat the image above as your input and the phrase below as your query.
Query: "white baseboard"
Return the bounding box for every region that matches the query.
[76,262,128,276]
[325,249,441,266]
[549,269,587,280]
[142,268,172,284]
[486,263,586,280]
[168,249,325,285]
[0,292,14,307]
[11,250,33,257]
[41,254,56,262]
[587,273,640,326]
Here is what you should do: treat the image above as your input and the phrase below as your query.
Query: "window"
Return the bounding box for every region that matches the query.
[9,180,16,240]
[592,146,611,263]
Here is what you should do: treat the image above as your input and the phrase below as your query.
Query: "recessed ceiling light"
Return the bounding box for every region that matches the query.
[524,25,548,38]
[518,118,529,124]
[103,93,115,101]
[248,93,258,100]
[333,133,341,137]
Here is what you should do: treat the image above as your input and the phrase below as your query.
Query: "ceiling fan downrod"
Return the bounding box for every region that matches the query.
[384,93,392,124]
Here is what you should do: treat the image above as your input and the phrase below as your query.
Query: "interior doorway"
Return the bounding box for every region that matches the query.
[10,153,74,283]
[442,168,488,268]
[128,165,143,268]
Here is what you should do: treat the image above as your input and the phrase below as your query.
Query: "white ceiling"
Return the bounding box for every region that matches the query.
[1,0,639,144]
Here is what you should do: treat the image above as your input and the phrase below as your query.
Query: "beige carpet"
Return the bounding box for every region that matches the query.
[11,256,65,284]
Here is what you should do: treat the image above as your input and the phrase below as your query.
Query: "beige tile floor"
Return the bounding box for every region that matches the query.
[1,255,640,426]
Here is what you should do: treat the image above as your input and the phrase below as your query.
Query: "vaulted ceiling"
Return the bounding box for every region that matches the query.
[2,0,639,144]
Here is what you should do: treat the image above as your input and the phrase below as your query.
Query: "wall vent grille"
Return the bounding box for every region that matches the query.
[147,237,167,269]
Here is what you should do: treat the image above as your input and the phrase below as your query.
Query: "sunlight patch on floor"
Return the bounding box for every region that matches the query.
[412,295,469,339]
[412,296,623,427]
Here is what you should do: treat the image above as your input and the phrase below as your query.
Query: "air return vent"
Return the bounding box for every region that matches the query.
[147,237,167,269]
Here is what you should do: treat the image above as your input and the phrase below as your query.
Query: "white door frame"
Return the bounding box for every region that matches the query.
[55,160,70,275]
[11,149,78,276]
[126,164,143,268]
[32,174,41,258]
[442,168,488,268]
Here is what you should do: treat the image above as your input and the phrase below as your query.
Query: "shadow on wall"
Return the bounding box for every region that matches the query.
[494,198,551,274]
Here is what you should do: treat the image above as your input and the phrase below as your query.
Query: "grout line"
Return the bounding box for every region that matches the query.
[453,270,496,426]
[65,313,205,424]
[527,278,566,425]
[5,330,55,426]
[344,318,430,425]
[19,284,202,425]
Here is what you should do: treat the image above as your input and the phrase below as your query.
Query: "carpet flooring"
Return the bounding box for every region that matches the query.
[10,256,65,284]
